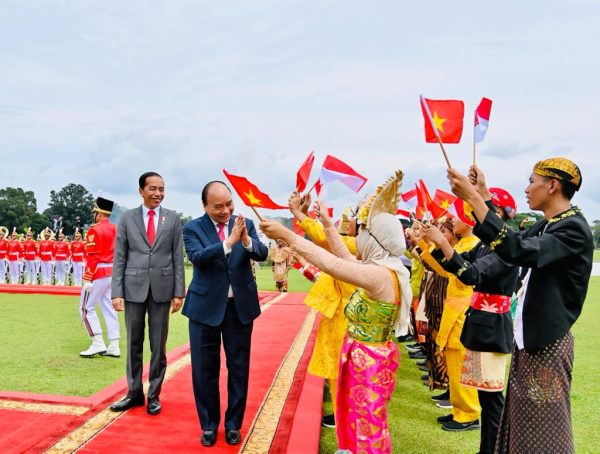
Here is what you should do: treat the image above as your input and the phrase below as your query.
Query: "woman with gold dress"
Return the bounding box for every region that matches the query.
[260,171,411,454]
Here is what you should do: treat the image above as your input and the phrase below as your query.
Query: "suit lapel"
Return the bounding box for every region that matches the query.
[133,206,151,247]
[200,214,221,244]
[153,208,167,246]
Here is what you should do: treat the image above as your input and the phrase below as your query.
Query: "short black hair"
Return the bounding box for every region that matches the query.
[202,181,231,205]
[139,172,163,189]
[560,181,577,201]
[542,176,577,201]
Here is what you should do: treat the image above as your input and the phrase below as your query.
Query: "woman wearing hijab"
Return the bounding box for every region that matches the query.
[261,171,411,454]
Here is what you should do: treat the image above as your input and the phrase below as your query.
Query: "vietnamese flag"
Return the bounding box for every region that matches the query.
[433,189,458,212]
[223,170,287,209]
[420,96,464,143]
[292,218,304,236]
[296,151,315,192]
[418,180,446,220]
[415,183,427,220]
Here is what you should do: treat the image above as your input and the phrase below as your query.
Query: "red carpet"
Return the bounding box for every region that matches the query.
[0,292,324,453]
[0,284,82,296]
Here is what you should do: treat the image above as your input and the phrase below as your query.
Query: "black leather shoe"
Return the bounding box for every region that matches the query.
[147,397,161,415]
[225,429,241,445]
[109,396,145,412]
[201,430,217,447]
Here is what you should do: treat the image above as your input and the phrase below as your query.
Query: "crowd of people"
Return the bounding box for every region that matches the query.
[0,226,86,286]
[1,156,594,453]
[260,156,593,454]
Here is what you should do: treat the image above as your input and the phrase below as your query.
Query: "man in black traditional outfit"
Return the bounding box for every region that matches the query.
[447,157,593,454]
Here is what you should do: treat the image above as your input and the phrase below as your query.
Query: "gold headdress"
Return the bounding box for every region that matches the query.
[11,227,18,237]
[0,226,8,239]
[533,157,582,190]
[41,227,55,240]
[358,170,404,229]
[337,207,355,236]
[26,227,33,236]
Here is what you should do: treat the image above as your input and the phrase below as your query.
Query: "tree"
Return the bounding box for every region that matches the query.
[0,187,39,232]
[44,184,94,235]
[509,211,543,230]
[591,220,600,248]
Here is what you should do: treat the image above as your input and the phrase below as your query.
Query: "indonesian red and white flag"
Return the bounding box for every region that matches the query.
[397,188,417,218]
[474,97,493,144]
[319,155,367,193]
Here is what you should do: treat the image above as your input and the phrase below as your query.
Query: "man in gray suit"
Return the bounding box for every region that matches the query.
[109,172,186,416]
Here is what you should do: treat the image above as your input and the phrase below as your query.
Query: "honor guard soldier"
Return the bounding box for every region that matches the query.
[79,197,121,357]
[38,228,55,285]
[0,227,9,284]
[7,228,23,284]
[54,230,70,285]
[71,228,86,286]
[23,228,39,285]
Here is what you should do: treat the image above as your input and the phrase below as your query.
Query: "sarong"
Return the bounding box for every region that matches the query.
[424,272,448,389]
[337,337,399,454]
[461,350,507,392]
[495,332,574,454]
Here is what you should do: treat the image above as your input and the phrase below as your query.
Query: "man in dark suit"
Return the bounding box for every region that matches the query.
[183,181,268,447]
[109,172,186,416]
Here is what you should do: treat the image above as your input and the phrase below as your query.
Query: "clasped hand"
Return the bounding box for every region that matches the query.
[225,215,250,249]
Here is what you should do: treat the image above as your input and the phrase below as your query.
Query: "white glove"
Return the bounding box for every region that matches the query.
[83,281,93,292]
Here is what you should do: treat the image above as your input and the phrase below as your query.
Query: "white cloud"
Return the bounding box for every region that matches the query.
[1,0,600,223]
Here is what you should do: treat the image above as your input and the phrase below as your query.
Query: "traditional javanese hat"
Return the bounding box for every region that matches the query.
[533,157,582,191]
[357,170,404,230]
[93,197,114,214]
[26,227,33,236]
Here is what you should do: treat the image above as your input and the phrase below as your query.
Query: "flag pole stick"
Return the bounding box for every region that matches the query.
[472,142,477,166]
[437,137,452,169]
[250,206,265,222]
[305,180,318,195]
[421,95,452,168]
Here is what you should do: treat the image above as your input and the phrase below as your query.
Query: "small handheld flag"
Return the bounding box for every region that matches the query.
[419,95,464,168]
[318,155,367,193]
[473,97,493,165]
[296,151,315,193]
[223,170,287,221]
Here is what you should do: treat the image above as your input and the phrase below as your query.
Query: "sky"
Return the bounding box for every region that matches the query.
[1,0,599,223]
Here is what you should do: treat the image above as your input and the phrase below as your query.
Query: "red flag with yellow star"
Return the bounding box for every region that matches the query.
[223,170,287,209]
[433,189,457,213]
[420,97,464,143]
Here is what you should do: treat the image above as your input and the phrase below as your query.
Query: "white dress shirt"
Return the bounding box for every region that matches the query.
[142,205,160,236]
[211,217,253,298]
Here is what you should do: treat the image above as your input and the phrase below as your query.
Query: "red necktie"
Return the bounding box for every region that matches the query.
[147,210,156,246]
[217,223,226,241]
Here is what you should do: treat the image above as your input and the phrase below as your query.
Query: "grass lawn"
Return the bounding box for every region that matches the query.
[1,271,598,452]
[0,266,311,396]
[594,249,600,261]
[319,277,600,453]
